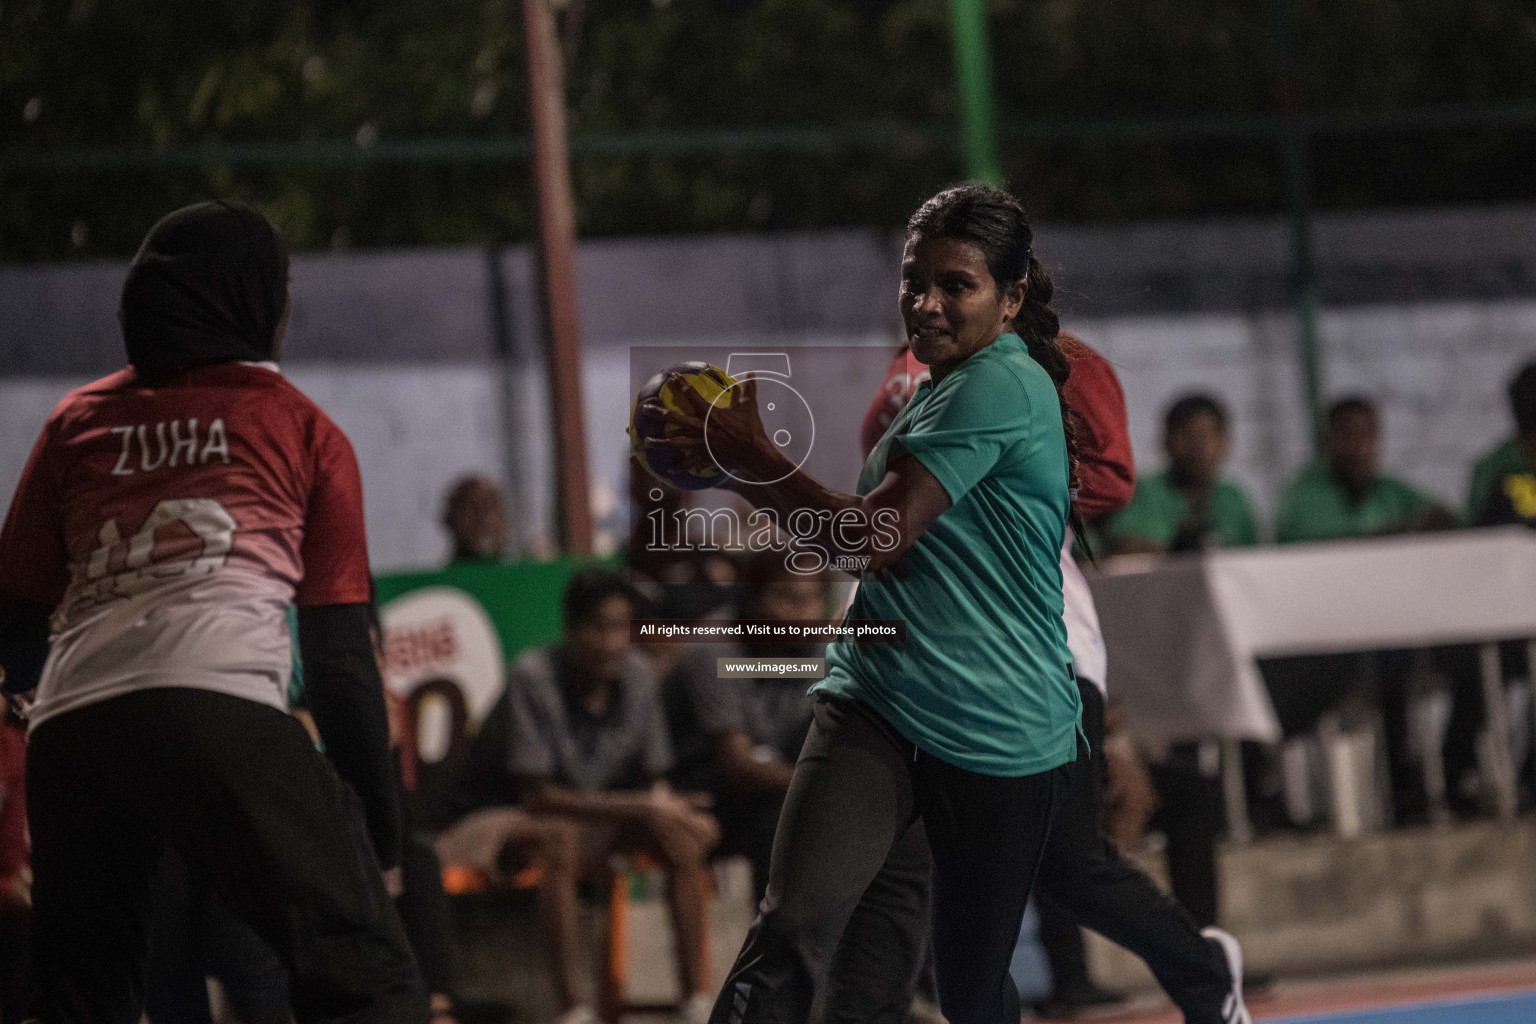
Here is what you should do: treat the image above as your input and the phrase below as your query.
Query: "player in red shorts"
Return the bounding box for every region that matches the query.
[0,201,426,1023]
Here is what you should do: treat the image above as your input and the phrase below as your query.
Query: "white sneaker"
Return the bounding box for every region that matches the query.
[1200,927,1252,1024]
[554,1006,601,1024]
[679,991,715,1024]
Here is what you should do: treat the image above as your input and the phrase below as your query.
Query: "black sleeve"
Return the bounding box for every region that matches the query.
[296,602,401,870]
[0,591,51,695]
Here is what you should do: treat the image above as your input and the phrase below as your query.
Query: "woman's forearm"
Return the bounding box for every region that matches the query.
[652,380,937,567]
[726,444,860,520]
[724,441,887,559]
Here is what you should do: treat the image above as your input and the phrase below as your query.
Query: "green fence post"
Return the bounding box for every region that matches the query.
[1270,0,1324,448]
[949,0,1002,185]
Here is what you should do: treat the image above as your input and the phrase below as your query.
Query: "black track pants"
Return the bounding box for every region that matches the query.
[707,694,1070,1024]
[26,688,427,1024]
[1035,681,1232,1023]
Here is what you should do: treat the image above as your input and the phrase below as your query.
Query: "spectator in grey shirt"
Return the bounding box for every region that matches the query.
[664,552,830,900]
[435,568,719,1024]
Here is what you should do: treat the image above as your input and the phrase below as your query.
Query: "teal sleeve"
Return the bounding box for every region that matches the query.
[898,360,1032,506]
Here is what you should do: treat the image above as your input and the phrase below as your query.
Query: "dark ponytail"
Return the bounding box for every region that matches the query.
[906,184,1083,521]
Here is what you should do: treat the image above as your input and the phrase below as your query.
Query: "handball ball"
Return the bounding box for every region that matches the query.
[628,362,738,490]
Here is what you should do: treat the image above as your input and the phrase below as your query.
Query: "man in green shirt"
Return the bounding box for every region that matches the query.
[1467,438,1527,523]
[1275,397,1453,543]
[1104,393,1259,554]
[1442,361,1536,819]
[1467,361,1536,525]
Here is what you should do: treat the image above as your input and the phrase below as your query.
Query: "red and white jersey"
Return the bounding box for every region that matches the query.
[0,362,371,730]
[858,347,931,459]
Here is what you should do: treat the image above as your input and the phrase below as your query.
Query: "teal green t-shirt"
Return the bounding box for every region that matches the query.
[816,333,1080,778]
[1102,472,1260,549]
[1275,463,1442,544]
[1467,438,1527,520]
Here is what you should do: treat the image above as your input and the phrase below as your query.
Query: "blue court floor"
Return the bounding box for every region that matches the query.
[1270,990,1536,1024]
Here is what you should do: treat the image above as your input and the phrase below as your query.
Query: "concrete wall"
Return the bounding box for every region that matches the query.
[1076,300,1536,526]
[1089,820,1536,991]
[445,821,1536,1012]
[3,206,1535,569]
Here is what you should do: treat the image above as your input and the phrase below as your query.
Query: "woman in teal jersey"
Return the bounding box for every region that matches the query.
[647,184,1081,1024]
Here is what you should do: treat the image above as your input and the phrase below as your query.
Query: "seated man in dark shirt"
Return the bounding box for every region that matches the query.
[435,569,719,1024]
[442,475,509,564]
[665,552,829,901]
[1268,396,1457,824]
[1440,361,1536,814]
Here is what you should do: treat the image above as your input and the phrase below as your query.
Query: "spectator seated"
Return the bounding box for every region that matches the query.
[663,552,830,902]
[428,569,717,1024]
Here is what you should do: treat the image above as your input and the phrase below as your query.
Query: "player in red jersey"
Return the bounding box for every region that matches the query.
[0,705,28,1022]
[0,201,426,1024]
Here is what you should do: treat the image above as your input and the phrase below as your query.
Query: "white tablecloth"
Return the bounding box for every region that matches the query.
[1086,528,1536,748]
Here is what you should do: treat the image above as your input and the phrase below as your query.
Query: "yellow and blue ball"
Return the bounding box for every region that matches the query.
[628,362,738,490]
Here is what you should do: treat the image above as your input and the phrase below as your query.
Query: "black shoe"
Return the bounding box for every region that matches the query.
[1201,927,1252,1024]
[1031,981,1125,1019]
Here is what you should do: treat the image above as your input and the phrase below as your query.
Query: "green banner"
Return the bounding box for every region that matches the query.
[374,557,616,744]
[375,557,610,664]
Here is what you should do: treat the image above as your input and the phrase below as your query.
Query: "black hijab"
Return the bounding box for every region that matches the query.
[120,200,290,384]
